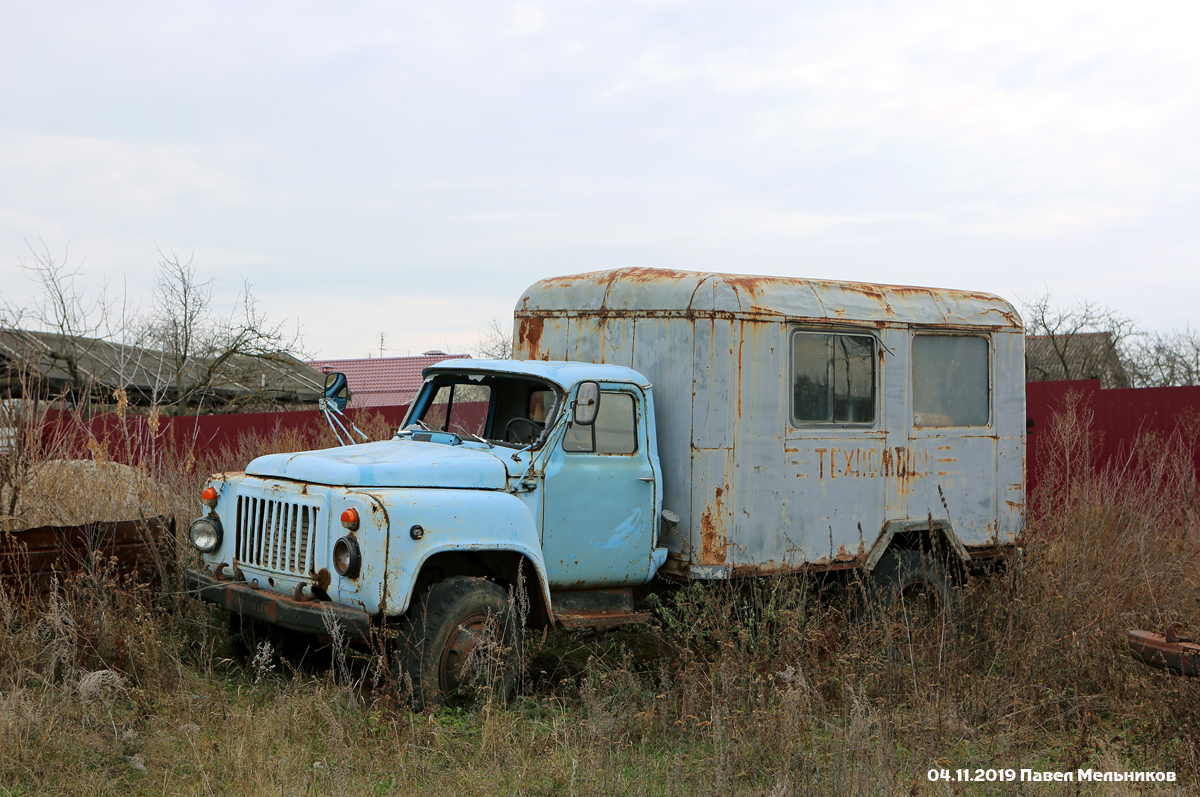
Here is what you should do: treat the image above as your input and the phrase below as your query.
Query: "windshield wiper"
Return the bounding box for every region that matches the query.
[464,431,493,448]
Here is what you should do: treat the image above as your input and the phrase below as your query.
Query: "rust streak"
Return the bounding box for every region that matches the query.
[699,486,728,565]
[310,567,332,592]
[516,317,546,360]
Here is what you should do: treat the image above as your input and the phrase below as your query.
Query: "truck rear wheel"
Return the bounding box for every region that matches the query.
[867,549,958,661]
[396,576,521,710]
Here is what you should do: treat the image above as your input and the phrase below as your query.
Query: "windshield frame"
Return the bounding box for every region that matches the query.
[401,371,564,449]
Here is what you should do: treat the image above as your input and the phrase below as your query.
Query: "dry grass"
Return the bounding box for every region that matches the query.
[1,397,1198,795]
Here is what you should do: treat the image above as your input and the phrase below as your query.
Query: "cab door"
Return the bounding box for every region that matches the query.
[539,384,659,588]
[904,332,997,542]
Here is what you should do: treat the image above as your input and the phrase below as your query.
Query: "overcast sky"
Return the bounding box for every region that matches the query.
[2,1,1197,358]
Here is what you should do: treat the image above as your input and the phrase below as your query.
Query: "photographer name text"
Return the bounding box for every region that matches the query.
[927,768,1177,783]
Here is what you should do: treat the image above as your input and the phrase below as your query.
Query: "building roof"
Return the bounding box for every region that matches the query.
[516,267,1023,330]
[308,351,471,408]
[0,328,326,407]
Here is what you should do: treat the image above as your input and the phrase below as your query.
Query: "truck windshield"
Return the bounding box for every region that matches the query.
[410,373,560,448]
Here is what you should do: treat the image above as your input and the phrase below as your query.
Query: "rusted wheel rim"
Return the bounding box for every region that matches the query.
[438,612,490,694]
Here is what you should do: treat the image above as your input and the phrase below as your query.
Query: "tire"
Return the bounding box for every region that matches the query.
[866,549,958,661]
[396,577,521,710]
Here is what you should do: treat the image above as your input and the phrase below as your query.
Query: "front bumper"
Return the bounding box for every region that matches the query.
[186,569,372,640]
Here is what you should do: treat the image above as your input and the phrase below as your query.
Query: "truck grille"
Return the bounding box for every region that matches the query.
[235,496,320,575]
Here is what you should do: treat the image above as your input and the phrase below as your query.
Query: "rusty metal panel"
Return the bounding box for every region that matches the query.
[0,516,172,593]
[515,268,1023,329]
[538,317,571,361]
[516,268,1027,578]
[550,586,649,627]
[878,327,908,521]
[775,321,892,572]
[630,316,693,538]
[187,569,373,640]
[692,316,736,450]
[994,330,1026,542]
[781,429,887,566]
[567,316,603,364]
[602,315,635,367]
[691,447,733,570]
[1128,625,1200,677]
[728,319,788,569]
[905,433,998,543]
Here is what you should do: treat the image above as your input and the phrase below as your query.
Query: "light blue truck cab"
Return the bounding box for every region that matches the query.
[188,266,1025,704]
[186,359,669,705]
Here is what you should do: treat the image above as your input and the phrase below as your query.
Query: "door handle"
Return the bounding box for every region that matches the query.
[637,476,655,482]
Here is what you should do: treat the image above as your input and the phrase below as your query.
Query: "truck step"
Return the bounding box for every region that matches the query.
[551,587,649,628]
[554,610,651,629]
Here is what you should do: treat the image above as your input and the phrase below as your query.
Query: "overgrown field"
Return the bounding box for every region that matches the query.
[1,399,1198,796]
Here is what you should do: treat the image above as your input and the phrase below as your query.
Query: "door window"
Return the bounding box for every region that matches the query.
[563,391,637,454]
[912,334,990,427]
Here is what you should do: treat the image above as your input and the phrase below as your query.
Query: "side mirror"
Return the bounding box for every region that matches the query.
[323,372,350,411]
[573,381,600,426]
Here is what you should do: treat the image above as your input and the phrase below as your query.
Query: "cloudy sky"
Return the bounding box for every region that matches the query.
[2,1,1197,358]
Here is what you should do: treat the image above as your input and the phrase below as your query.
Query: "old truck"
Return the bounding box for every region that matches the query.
[186,267,1024,705]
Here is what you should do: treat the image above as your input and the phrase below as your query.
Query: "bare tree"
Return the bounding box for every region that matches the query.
[1128,327,1200,387]
[145,248,306,413]
[1021,292,1138,388]
[1,243,307,416]
[2,241,114,407]
[474,315,513,360]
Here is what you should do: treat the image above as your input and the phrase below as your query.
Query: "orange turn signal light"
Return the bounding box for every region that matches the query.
[201,486,218,508]
[340,507,360,531]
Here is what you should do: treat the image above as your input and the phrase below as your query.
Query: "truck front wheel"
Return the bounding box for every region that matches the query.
[396,576,521,710]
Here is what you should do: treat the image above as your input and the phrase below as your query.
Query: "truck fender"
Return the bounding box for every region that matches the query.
[863,518,970,572]
[399,542,555,629]
[369,488,551,623]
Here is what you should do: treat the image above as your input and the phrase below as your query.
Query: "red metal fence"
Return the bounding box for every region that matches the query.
[1026,380,1200,497]
[35,381,1200,495]
[162,404,412,453]
[41,404,412,467]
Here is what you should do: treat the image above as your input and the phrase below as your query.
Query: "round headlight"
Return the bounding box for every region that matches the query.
[332,535,361,579]
[189,515,223,553]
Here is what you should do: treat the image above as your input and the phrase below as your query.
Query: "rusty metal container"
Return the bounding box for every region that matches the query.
[515,267,1025,579]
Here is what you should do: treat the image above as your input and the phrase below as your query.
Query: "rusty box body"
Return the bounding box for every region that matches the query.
[514,268,1024,579]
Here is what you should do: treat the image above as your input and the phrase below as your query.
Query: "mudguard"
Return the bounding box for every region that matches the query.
[360,487,553,619]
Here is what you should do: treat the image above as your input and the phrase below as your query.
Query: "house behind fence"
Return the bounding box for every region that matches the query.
[1025,332,1131,388]
[307,351,470,408]
[0,328,326,412]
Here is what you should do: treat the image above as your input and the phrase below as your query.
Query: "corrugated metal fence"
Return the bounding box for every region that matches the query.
[1026,380,1200,498]
[40,404,412,466]
[32,381,1200,497]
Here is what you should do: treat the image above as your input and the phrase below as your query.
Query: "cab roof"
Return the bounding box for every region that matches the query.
[516,267,1022,330]
[423,359,650,391]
